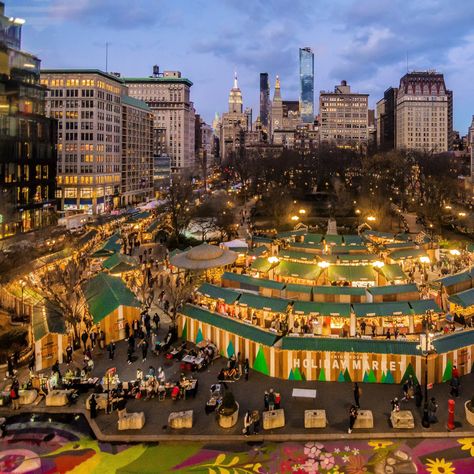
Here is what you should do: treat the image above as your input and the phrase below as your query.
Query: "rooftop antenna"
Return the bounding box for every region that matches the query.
[105,42,109,73]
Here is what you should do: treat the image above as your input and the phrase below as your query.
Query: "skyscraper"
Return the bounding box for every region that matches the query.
[299,47,314,124]
[259,73,270,129]
[0,2,57,239]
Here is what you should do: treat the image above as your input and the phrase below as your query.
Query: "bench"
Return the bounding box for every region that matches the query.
[168,410,193,429]
[353,410,374,429]
[390,410,414,429]
[304,409,327,428]
[19,389,37,405]
[45,389,73,407]
[263,409,285,430]
[118,411,145,430]
[292,388,317,400]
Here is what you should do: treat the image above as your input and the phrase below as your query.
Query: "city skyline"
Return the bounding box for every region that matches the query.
[14,0,474,132]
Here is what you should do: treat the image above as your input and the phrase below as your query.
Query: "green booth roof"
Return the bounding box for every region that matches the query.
[238,293,290,313]
[328,265,376,282]
[197,283,241,305]
[289,242,324,251]
[250,257,277,273]
[352,302,412,317]
[276,229,308,239]
[248,246,268,257]
[312,285,366,296]
[91,233,122,258]
[435,270,473,288]
[324,234,344,245]
[433,331,474,354]
[285,283,313,294]
[409,299,441,314]
[388,248,427,261]
[331,244,367,253]
[326,253,377,263]
[82,273,140,324]
[281,336,421,355]
[375,263,408,282]
[303,233,323,244]
[448,288,474,309]
[368,283,418,296]
[181,304,279,346]
[277,249,317,261]
[384,242,417,250]
[275,261,322,281]
[103,253,139,273]
[343,235,364,245]
[293,300,351,317]
[32,302,66,342]
[221,272,285,290]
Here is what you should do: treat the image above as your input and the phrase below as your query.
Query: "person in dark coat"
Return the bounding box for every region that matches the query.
[128,334,135,351]
[125,322,130,340]
[81,331,89,352]
[450,376,460,397]
[348,405,358,433]
[141,339,149,362]
[127,346,133,365]
[353,382,361,408]
[7,355,14,378]
[99,330,106,350]
[66,343,73,364]
[243,359,249,381]
[414,383,423,407]
[108,341,116,360]
[89,393,98,419]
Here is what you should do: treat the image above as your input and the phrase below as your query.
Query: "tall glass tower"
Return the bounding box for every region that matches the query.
[299,47,314,124]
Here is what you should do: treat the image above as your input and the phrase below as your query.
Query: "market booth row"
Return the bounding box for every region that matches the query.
[32,303,68,371]
[179,304,474,385]
[82,273,141,344]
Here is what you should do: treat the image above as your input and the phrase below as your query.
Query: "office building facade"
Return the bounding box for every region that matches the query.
[41,70,125,214]
[376,87,398,150]
[319,80,369,148]
[0,2,57,239]
[121,96,153,206]
[299,47,314,124]
[396,71,450,153]
[124,71,195,172]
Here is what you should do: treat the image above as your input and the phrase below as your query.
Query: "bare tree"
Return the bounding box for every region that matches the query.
[29,253,90,342]
[164,274,195,327]
[126,266,154,310]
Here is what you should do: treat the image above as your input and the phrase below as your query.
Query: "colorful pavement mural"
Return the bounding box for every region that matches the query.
[1,416,474,473]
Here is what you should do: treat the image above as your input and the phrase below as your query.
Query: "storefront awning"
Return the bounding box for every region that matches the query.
[276,261,322,281]
[293,300,351,317]
[352,302,412,317]
[197,283,241,305]
[448,288,474,309]
[238,293,290,313]
[328,265,376,282]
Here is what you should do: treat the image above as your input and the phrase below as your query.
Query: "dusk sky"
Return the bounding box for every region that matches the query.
[13,0,474,131]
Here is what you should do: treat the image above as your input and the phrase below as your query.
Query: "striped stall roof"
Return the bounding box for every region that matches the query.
[281,336,421,355]
[238,293,290,313]
[181,304,279,346]
[197,283,241,305]
[293,300,351,317]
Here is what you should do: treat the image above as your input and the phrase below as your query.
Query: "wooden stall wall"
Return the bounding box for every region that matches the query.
[99,306,141,344]
[35,333,68,371]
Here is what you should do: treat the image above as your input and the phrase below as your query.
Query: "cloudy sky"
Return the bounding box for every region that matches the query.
[12,0,474,131]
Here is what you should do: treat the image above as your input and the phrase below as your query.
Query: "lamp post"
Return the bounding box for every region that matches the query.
[419,313,435,428]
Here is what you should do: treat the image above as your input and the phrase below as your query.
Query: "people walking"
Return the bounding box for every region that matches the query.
[450,376,460,397]
[89,393,97,419]
[414,383,423,407]
[141,339,149,362]
[125,322,130,340]
[108,341,116,360]
[243,359,249,381]
[348,405,358,433]
[391,397,400,412]
[268,388,275,411]
[99,330,106,350]
[353,382,361,408]
[428,397,438,423]
[90,329,97,350]
[243,410,252,436]
[127,346,133,365]
[10,379,20,410]
[81,331,88,352]
[66,343,73,364]
[264,391,269,411]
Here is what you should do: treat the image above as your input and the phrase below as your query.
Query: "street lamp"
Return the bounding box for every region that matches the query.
[267,256,279,265]
[318,261,330,269]
[372,260,385,268]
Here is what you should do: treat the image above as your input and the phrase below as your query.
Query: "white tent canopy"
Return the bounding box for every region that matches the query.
[221,239,248,249]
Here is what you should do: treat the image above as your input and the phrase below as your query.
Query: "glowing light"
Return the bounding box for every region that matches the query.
[318,261,330,268]
[449,249,461,256]
[419,256,431,264]
[367,215,376,222]
[267,256,279,264]
[298,209,306,215]
[290,215,299,222]
[372,260,385,268]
